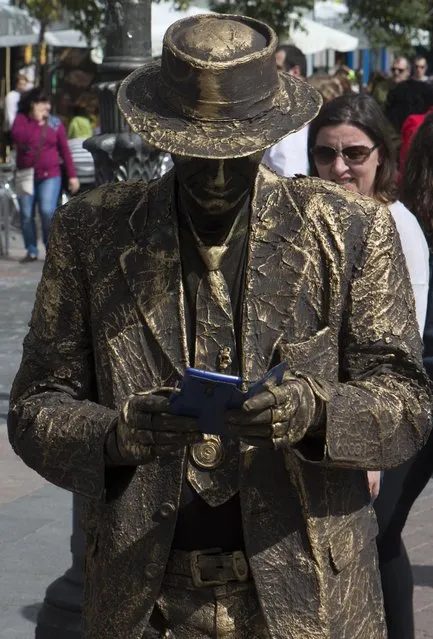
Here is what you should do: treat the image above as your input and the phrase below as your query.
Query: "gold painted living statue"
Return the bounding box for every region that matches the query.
[7,13,432,639]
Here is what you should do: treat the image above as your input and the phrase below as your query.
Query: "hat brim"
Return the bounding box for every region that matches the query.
[117,61,322,159]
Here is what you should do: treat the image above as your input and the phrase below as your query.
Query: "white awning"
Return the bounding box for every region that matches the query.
[0,4,38,47]
[151,3,212,56]
[287,17,358,54]
[44,29,89,48]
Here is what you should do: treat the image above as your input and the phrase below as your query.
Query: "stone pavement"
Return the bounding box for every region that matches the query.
[0,232,432,638]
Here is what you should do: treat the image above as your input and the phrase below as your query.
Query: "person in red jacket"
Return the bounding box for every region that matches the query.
[11,87,80,263]
[399,105,433,175]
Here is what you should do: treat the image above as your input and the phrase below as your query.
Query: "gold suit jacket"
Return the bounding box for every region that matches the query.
[8,165,431,638]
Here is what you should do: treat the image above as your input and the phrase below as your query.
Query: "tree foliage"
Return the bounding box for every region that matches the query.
[17,0,103,43]
[346,0,432,51]
[16,0,104,84]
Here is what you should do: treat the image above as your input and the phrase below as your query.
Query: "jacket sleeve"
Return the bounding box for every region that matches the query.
[10,113,29,146]
[57,121,77,178]
[297,203,432,470]
[8,205,116,499]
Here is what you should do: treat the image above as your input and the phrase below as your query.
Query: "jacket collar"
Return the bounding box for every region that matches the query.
[120,166,307,381]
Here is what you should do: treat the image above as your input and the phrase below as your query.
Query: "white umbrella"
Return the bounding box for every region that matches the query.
[313,0,348,21]
[286,17,358,54]
[151,3,212,56]
[41,3,212,55]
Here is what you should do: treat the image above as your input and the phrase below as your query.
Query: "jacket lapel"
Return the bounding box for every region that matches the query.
[119,173,189,378]
[119,165,310,382]
[241,166,309,382]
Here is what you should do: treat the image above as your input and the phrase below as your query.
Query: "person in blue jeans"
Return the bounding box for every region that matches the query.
[11,87,79,263]
[18,175,62,259]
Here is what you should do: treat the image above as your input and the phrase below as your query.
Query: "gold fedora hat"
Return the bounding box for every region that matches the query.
[117,14,322,159]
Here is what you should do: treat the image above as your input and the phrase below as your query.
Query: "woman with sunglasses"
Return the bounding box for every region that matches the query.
[309,93,430,639]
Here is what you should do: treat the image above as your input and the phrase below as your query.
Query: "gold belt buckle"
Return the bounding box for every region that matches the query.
[190,549,227,587]
[189,549,249,587]
[190,434,225,469]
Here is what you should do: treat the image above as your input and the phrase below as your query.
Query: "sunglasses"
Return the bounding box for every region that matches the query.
[311,143,379,165]
[392,67,407,74]
[415,64,427,69]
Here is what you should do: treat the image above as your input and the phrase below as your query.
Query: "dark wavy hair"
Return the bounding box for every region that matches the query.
[18,87,50,116]
[308,93,397,204]
[400,111,433,240]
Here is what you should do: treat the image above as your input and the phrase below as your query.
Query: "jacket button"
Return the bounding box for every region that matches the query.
[159,502,176,518]
[144,562,161,579]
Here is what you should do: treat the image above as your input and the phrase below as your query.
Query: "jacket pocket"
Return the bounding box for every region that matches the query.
[328,506,379,573]
[279,327,337,379]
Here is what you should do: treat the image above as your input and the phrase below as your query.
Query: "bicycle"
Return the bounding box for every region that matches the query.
[0,162,20,258]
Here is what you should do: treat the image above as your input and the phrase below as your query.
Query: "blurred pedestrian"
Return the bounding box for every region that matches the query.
[413,55,429,82]
[385,75,433,158]
[367,71,390,109]
[401,111,433,374]
[4,74,28,131]
[399,104,433,175]
[262,44,309,176]
[11,87,79,263]
[390,55,411,84]
[309,93,430,639]
[68,103,93,140]
[309,73,348,102]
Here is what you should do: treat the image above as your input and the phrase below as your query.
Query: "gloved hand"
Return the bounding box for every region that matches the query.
[226,373,323,448]
[105,389,202,465]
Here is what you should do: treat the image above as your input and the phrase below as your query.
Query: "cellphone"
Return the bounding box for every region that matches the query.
[169,368,244,435]
[169,361,288,436]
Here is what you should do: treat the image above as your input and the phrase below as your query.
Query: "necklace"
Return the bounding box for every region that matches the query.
[183,206,244,271]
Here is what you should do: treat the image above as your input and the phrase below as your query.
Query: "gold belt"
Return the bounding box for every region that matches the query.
[166,548,249,588]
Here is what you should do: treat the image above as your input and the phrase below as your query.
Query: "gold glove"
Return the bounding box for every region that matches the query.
[226,373,324,448]
[105,390,202,465]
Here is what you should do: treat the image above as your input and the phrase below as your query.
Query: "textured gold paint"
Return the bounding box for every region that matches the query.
[182,19,256,61]
[7,166,431,638]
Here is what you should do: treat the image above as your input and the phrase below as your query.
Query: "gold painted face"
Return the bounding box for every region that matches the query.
[173,153,263,217]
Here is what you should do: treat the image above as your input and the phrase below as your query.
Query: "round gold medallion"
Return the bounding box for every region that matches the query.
[191,434,225,469]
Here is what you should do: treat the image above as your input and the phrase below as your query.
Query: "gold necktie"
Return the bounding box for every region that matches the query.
[184,211,241,507]
[194,243,236,374]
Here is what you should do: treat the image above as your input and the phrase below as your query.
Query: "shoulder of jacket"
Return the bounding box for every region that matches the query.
[58,179,148,227]
[282,173,386,221]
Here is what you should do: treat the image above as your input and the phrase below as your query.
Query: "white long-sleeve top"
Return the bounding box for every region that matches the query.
[262,127,309,177]
[388,200,430,334]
